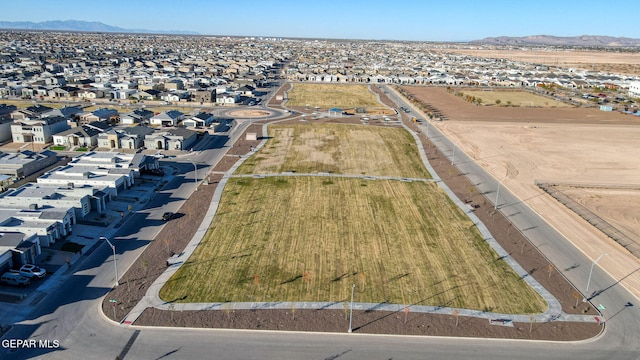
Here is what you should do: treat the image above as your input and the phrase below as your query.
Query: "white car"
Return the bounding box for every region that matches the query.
[19,264,46,279]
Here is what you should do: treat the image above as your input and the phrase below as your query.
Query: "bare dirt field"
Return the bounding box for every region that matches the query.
[402,86,640,298]
[556,186,640,242]
[446,49,640,75]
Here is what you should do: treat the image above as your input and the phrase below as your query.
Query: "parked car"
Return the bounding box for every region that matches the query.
[1,272,31,287]
[162,212,174,221]
[18,264,46,279]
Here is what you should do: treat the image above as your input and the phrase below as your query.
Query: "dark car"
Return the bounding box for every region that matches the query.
[162,212,174,221]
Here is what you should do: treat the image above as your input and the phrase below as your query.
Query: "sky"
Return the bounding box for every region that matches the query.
[1,0,639,42]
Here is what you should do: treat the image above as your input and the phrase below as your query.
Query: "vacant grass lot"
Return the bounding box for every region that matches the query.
[463,90,570,107]
[286,83,381,109]
[160,176,546,314]
[237,123,431,178]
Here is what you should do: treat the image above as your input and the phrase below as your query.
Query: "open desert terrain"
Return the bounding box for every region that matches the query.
[403,86,640,298]
[446,48,640,75]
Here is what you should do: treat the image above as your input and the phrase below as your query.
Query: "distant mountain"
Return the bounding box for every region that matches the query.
[0,20,199,35]
[472,35,640,47]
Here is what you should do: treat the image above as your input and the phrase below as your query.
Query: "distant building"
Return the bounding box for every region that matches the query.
[0,150,58,178]
[629,81,640,98]
[11,116,70,144]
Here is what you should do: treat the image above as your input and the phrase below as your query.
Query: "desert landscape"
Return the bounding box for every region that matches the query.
[446,48,640,75]
[402,86,640,298]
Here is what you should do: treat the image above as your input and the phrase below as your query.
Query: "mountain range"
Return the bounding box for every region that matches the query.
[0,20,199,35]
[472,35,640,47]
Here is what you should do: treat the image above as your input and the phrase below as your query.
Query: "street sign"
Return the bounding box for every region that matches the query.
[597,304,606,310]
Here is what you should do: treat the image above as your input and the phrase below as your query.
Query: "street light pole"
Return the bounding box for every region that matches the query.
[451,143,457,165]
[100,236,119,286]
[348,283,355,333]
[494,176,508,210]
[585,253,608,301]
[191,161,197,186]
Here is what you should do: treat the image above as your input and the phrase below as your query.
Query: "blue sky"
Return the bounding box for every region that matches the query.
[1,0,638,41]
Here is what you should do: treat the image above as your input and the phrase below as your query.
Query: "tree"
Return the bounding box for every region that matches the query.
[495,99,501,105]
[357,272,367,290]
[302,271,313,291]
[452,309,460,326]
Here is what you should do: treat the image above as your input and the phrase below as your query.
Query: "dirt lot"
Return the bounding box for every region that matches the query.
[403,86,640,299]
[100,87,601,340]
[446,49,640,75]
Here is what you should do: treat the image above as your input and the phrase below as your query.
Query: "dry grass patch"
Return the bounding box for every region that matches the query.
[463,90,570,108]
[237,123,430,178]
[286,83,381,109]
[159,177,546,314]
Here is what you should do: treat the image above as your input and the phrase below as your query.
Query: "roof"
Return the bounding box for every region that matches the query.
[193,112,213,120]
[167,127,196,138]
[120,126,155,137]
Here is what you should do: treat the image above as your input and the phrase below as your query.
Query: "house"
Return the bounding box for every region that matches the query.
[629,81,640,98]
[215,92,241,105]
[37,163,134,199]
[182,112,214,128]
[42,106,84,120]
[51,122,105,149]
[0,104,17,120]
[0,207,74,248]
[97,126,154,150]
[49,86,81,99]
[0,182,108,220]
[78,88,107,99]
[160,91,189,103]
[111,88,137,100]
[0,150,58,178]
[11,116,70,144]
[135,89,161,101]
[144,127,197,151]
[192,89,215,103]
[237,84,255,96]
[120,108,154,125]
[150,110,184,127]
[11,105,54,120]
[79,108,119,123]
[164,79,184,90]
[0,232,42,273]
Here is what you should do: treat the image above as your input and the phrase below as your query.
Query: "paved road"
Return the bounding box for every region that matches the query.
[3,85,640,359]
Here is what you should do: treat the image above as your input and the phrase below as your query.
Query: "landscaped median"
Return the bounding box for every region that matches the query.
[159,123,546,315]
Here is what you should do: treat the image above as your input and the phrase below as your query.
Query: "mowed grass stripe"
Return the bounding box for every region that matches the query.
[160,177,546,314]
[237,124,431,179]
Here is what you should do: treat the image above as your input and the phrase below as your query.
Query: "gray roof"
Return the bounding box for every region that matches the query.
[167,127,196,138]
[120,126,155,137]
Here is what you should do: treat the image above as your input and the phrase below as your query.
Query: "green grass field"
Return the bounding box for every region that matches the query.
[159,122,546,314]
[286,83,381,109]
